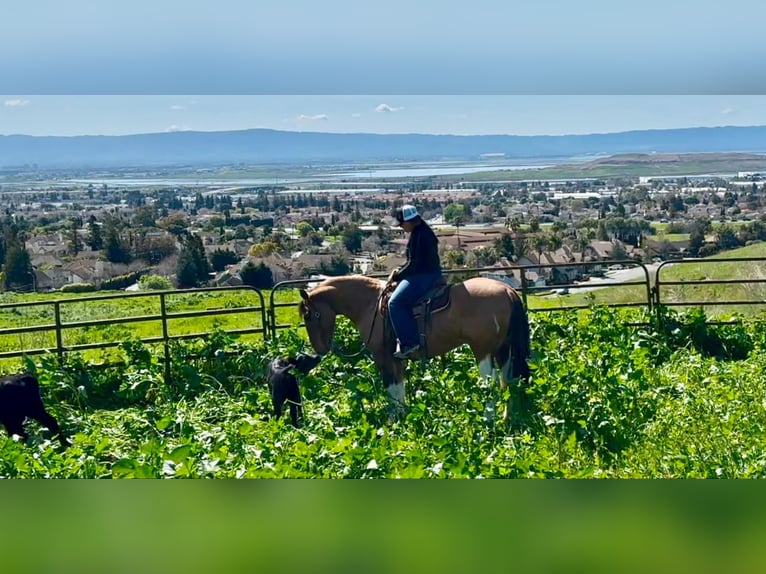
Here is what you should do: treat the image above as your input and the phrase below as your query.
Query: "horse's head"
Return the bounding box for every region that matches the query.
[299,288,336,356]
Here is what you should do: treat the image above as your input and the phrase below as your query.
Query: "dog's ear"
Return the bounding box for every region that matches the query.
[299,288,309,301]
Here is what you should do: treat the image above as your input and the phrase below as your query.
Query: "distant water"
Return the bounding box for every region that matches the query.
[326,164,552,179]
[64,161,555,187]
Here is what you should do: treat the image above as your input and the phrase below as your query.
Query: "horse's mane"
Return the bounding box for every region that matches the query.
[308,274,383,304]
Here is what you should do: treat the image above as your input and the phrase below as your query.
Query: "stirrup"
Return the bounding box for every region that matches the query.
[393,344,420,360]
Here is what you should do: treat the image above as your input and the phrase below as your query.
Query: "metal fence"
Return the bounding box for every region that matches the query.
[0,286,267,378]
[1,256,765,372]
[653,256,766,325]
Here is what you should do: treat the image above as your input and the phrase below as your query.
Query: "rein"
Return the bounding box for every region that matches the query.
[330,285,387,359]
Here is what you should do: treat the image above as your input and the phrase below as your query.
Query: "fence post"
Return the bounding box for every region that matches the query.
[653,265,663,330]
[520,267,528,309]
[159,292,171,385]
[269,288,277,338]
[53,301,64,361]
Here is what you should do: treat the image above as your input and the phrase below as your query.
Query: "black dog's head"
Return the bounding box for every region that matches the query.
[287,352,322,375]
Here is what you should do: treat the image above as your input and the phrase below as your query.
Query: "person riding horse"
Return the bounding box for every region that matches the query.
[388,205,443,360]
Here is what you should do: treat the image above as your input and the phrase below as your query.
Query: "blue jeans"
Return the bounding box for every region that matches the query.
[388,273,442,349]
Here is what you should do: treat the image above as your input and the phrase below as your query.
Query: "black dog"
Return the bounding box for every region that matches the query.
[0,372,70,447]
[267,353,321,427]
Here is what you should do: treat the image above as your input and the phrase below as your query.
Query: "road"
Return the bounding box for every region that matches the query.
[551,263,663,294]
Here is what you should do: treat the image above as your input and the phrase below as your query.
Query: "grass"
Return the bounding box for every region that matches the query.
[0,287,279,371]
[6,305,766,479]
[540,242,766,318]
[657,233,690,242]
[4,240,766,370]
[441,158,766,182]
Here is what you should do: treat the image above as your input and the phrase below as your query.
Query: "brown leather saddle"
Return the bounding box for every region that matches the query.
[380,276,452,359]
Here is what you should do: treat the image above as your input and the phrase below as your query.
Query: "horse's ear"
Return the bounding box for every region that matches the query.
[299,288,309,301]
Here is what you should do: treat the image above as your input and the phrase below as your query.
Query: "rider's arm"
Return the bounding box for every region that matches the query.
[394,228,421,280]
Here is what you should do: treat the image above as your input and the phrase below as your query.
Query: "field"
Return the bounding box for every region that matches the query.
[4,244,766,478]
[535,242,766,316]
[3,298,766,478]
[440,154,766,182]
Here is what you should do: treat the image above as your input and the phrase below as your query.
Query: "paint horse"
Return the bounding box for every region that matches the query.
[298,274,531,423]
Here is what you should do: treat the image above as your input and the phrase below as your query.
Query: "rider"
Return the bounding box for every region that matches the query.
[388,204,443,360]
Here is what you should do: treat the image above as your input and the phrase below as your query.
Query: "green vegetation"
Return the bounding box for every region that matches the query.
[0,288,273,364]
[540,242,766,316]
[3,305,766,478]
[441,156,766,182]
[3,243,766,478]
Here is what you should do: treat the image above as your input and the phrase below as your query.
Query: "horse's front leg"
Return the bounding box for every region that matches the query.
[375,355,406,421]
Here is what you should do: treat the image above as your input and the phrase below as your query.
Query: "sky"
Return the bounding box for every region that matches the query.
[2,1,764,94]
[1,1,765,136]
[2,96,766,137]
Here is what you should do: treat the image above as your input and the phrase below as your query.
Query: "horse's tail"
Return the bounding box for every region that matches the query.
[494,288,531,382]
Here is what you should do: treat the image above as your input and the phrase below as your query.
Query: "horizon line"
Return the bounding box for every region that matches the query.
[2,124,766,139]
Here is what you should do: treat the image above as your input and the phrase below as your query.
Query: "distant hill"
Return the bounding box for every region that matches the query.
[579,152,766,166]
[1,126,766,169]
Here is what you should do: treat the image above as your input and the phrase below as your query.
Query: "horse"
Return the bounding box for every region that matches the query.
[298,274,531,424]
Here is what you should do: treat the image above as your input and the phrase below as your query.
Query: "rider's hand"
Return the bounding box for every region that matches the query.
[387,269,398,283]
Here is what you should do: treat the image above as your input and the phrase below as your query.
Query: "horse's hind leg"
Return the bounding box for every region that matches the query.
[477,355,499,424]
[497,353,527,427]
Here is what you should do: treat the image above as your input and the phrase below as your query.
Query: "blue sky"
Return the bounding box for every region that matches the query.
[2,96,766,137]
[2,0,764,94]
[1,1,765,136]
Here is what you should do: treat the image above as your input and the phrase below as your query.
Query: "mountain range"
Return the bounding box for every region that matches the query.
[1,125,765,169]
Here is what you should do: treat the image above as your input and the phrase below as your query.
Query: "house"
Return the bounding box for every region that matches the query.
[62,260,99,284]
[213,268,244,287]
[371,254,406,275]
[33,268,66,291]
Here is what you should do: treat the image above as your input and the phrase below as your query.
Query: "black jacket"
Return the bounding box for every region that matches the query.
[396,220,441,280]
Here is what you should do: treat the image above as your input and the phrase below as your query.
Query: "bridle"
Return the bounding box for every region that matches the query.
[303,285,388,360]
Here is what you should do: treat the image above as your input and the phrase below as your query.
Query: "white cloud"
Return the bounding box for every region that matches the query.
[165,124,191,132]
[721,107,734,115]
[4,99,30,107]
[297,114,328,121]
[375,103,403,113]
[170,105,186,110]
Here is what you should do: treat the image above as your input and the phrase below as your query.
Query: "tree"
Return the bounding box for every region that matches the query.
[210,248,240,272]
[715,224,740,251]
[188,233,211,282]
[471,246,499,267]
[341,224,363,253]
[176,248,199,288]
[296,221,315,238]
[175,233,211,288]
[531,235,548,259]
[132,205,158,228]
[86,216,103,250]
[493,233,515,259]
[103,216,130,264]
[443,203,465,226]
[610,241,629,261]
[513,236,528,261]
[139,274,173,290]
[688,229,705,257]
[239,261,274,289]
[318,255,350,276]
[444,249,466,269]
[67,217,82,255]
[3,243,33,291]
